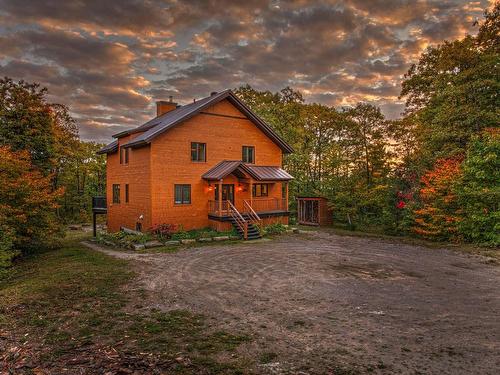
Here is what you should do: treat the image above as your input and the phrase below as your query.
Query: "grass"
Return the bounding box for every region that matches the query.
[0,232,252,373]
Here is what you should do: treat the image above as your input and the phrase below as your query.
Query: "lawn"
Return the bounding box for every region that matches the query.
[0,232,252,374]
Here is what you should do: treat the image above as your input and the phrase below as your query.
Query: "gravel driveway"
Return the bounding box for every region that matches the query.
[86,231,500,374]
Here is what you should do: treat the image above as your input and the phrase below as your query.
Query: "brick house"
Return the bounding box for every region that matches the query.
[97,90,293,239]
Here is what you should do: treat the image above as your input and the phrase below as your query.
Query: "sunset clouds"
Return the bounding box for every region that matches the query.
[0,0,491,142]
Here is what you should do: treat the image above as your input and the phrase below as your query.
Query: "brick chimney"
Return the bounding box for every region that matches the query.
[156,96,177,116]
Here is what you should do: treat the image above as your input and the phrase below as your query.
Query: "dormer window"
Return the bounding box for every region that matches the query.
[120,147,129,164]
[242,146,255,163]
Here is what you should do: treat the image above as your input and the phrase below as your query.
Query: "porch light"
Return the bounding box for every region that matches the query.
[207,183,214,192]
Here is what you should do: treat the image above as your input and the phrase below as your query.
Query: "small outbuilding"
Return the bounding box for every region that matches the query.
[297,196,332,226]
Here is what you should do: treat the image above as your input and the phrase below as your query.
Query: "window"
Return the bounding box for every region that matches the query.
[112,184,120,203]
[191,142,206,162]
[135,222,142,232]
[120,147,129,164]
[125,184,129,203]
[252,183,268,197]
[174,184,191,204]
[242,146,255,163]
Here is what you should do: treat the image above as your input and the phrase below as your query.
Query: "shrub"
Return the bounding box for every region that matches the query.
[263,223,287,235]
[150,223,178,241]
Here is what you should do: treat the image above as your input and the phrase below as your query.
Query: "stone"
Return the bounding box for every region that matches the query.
[213,236,229,241]
[181,239,196,244]
[198,237,213,242]
[286,229,294,233]
[144,240,163,248]
[229,235,241,240]
[133,244,145,251]
[165,240,180,246]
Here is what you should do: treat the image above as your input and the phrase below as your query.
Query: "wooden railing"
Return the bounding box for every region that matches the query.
[208,200,230,216]
[209,198,288,216]
[227,201,248,239]
[92,196,107,212]
[247,198,287,213]
[243,200,261,224]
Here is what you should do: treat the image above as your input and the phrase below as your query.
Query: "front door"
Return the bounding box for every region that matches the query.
[215,184,235,204]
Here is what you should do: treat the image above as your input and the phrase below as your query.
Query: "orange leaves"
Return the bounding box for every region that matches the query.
[412,157,463,240]
[0,146,63,247]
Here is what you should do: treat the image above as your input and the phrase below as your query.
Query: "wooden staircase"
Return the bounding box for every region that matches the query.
[227,201,262,240]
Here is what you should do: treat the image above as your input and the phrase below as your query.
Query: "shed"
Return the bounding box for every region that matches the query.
[297,197,332,226]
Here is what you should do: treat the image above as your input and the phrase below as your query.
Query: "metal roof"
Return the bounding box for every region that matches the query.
[202,160,293,181]
[201,160,243,180]
[243,164,294,181]
[115,90,294,154]
[96,139,118,155]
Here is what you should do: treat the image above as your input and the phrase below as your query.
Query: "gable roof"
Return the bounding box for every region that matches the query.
[202,160,293,181]
[96,139,118,155]
[111,89,293,154]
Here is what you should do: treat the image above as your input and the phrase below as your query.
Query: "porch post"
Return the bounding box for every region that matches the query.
[249,178,253,208]
[218,179,223,215]
[285,182,289,210]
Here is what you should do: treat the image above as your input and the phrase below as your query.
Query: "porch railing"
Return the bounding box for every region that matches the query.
[245,198,287,213]
[243,200,261,224]
[208,198,288,216]
[227,201,248,239]
[208,200,230,216]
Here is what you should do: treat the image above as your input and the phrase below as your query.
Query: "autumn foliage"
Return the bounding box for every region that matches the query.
[412,158,463,240]
[0,147,63,266]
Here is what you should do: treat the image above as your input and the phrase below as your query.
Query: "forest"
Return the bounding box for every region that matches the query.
[0,5,498,270]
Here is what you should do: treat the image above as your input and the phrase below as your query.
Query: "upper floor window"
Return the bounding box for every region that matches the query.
[191,142,206,162]
[125,184,129,203]
[242,146,255,163]
[120,147,129,164]
[112,184,120,203]
[174,184,191,204]
[252,183,268,197]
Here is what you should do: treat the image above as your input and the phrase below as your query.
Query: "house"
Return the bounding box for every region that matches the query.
[97,90,294,239]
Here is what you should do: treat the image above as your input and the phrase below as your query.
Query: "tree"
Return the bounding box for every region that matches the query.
[400,4,500,163]
[57,141,106,223]
[455,129,500,245]
[0,77,78,174]
[0,146,64,268]
[412,158,462,240]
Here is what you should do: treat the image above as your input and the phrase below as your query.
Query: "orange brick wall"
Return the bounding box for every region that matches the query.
[150,99,283,230]
[106,133,152,232]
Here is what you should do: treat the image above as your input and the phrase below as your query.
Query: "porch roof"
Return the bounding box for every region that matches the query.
[202,160,293,181]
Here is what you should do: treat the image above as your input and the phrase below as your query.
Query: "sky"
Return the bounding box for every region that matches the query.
[0,0,493,143]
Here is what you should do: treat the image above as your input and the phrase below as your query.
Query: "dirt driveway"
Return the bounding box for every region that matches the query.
[88,231,500,374]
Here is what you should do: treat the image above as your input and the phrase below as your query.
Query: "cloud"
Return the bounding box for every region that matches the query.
[0,0,490,141]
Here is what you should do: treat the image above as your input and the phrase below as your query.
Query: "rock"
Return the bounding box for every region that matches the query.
[213,236,229,241]
[121,226,142,235]
[132,244,145,251]
[229,235,241,240]
[285,229,294,233]
[198,237,212,242]
[165,240,180,246]
[181,239,196,244]
[144,240,163,248]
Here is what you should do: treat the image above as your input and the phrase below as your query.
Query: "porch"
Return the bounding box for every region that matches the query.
[208,198,288,217]
[202,160,293,238]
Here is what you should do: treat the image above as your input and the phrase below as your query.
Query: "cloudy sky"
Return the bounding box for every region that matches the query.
[0,0,492,143]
